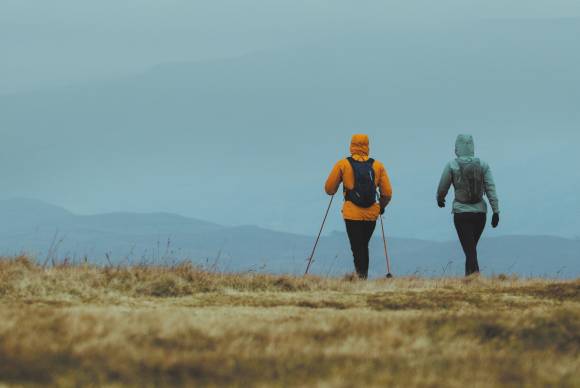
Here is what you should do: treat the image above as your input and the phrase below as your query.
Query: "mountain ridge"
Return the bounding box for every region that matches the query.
[0,198,577,278]
[1,23,579,239]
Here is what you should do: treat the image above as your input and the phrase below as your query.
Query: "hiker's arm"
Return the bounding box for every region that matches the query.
[324,161,343,195]
[436,163,452,203]
[378,163,393,207]
[483,163,500,214]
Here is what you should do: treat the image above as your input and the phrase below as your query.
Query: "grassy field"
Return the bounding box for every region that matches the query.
[0,256,579,387]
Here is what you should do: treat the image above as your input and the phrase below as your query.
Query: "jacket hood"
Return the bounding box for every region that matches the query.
[455,134,475,158]
[350,134,370,159]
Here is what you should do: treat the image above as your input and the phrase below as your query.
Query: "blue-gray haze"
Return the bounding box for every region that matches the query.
[1,1,579,241]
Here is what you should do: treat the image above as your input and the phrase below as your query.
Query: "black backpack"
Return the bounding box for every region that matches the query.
[345,157,377,208]
[455,158,485,204]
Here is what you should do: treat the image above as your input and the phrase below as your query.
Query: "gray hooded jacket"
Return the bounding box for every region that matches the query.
[437,135,500,214]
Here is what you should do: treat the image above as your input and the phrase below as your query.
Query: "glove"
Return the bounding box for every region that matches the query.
[379,196,390,216]
[491,213,500,228]
[437,198,446,208]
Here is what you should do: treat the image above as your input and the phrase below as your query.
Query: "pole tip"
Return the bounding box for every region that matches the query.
[386,273,393,278]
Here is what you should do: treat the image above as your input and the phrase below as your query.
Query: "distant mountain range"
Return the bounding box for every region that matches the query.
[1,21,579,240]
[0,198,577,278]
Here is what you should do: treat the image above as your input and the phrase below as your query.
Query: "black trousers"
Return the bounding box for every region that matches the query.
[345,220,376,279]
[454,213,486,276]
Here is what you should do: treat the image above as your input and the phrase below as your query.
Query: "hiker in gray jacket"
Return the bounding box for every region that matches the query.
[437,135,500,276]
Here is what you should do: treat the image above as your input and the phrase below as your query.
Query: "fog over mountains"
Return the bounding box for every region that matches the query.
[3,1,579,93]
[1,19,579,241]
[2,199,577,278]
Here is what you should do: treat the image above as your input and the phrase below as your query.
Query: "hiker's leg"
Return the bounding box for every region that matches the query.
[359,221,377,279]
[471,213,487,274]
[454,213,478,276]
[473,214,486,244]
[345,220,366,278]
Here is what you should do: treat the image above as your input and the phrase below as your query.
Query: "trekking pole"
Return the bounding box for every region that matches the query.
[304,195,334,276]
[380,214,393,278]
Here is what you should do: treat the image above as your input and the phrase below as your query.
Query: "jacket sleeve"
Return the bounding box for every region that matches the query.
[324,161,343,195]
[483,163,500,213]
[437,163,453,202]
[377,163,393,207]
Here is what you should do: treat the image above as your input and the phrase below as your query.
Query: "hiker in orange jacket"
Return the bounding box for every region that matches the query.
[325,134,393,279]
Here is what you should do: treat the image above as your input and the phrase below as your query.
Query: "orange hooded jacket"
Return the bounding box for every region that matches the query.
[324,134,392,221]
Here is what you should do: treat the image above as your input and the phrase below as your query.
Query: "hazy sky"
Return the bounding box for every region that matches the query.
[2,0,580,92]
[1,1,579,240]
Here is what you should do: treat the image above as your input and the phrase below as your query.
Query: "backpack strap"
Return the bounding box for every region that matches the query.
[367,158,376,183]
[344,157,354,196]
[347,156,374,165]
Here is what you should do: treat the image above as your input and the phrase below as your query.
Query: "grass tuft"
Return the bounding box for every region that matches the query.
[0,256,578,387]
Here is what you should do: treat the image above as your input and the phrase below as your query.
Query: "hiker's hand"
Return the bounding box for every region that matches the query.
[379,196,391,209]
[380,206,385,215]
[437,198,446,208]
[491,213,500,228]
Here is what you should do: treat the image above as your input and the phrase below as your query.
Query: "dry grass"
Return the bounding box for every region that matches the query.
[0,256,579,387]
